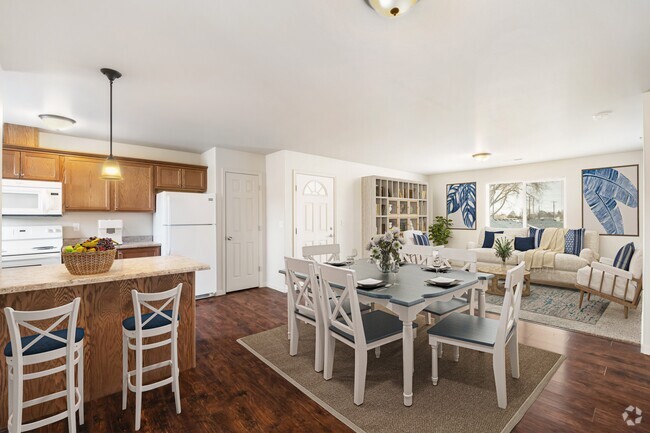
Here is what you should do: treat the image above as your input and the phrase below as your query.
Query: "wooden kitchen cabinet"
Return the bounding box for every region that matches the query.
[63,156,111,211]
[155,165,182,189]
[112,162,155,212]
[3,123,39,148]
[182,167,207,191]
[2,150,21,179]
[20,151,61,181]
[116,246,161,259]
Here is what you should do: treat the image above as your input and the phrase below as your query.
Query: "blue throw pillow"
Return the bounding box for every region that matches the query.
[613,242,635,271]
[529,226,545,248]
[413,233,429,246]
[482,231,504,248]
[514,236,535,252]
[564,228,585,256]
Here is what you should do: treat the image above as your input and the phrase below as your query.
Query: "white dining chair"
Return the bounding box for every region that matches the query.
[302,244,341,263]
[400,244,442,266]
[122,284,183,431]
[4,298,85,433]
[285,257,325,372]
[429,262,525,409]
[320,264,417,406]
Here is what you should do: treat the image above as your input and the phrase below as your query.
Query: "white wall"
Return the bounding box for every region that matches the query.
[265,150,428,291]
[428,151,642,259]
[201,147,266,295]
[641,92,650,355]
[2,132,206,239]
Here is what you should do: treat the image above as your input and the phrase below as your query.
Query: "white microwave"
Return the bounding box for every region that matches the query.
[2,179,63,216]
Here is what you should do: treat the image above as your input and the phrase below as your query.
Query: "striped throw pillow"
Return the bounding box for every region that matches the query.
[529,226,545,248]
[413,233,430,246]
[613,242,635,271]
[564,228,585,256]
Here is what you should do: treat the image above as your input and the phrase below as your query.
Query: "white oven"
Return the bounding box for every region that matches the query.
[2,226,63,269]
[1,179,63,216]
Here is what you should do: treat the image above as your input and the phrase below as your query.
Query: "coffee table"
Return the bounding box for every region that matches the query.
[478,264,531,297]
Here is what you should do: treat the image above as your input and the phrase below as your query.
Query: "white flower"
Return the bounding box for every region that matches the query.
[371,247,380,256]
[391,227,400,235]
[392,240,402,250]
[384,231,394,241]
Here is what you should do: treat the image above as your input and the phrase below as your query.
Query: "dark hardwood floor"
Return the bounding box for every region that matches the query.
[15,287,650,432]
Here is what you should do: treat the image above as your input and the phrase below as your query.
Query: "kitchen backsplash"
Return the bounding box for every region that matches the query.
[63,235,154,245]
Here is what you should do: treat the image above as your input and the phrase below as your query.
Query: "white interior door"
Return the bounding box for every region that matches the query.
[226,172,260,292]
[294,174,335,257]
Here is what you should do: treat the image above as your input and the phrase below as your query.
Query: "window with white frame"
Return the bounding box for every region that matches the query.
[488,180,564,229]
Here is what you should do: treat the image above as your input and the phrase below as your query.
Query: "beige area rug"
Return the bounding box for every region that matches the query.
[238,321,564,433]
[486,286,642,344]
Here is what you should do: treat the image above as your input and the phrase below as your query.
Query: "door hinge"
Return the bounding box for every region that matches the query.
[295,228,298,235]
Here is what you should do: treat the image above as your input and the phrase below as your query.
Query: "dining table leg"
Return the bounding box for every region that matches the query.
[478,280,487,318]
[402,319,414,406]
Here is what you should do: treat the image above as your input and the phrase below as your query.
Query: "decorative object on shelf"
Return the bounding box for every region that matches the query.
[446,182,476,230]
[100,68,124,180]
[62,237,118,275]
[366,0,418,17]
[38,114,76,130]
[428,216,452,246]
[582,165,638,236]
[493,237,514,266]
[366,227,404,273]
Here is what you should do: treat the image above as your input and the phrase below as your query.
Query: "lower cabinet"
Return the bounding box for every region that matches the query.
[116,246,161,260]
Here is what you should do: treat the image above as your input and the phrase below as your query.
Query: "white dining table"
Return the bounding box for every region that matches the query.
[280,260,494,407]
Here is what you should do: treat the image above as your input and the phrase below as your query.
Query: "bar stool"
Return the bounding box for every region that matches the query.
[3,298,85,433]
[122,284,182,431]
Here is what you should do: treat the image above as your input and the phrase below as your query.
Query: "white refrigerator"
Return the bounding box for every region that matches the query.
[153,191,217,298]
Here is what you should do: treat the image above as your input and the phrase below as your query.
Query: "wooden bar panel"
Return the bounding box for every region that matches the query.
[0,272,196,427]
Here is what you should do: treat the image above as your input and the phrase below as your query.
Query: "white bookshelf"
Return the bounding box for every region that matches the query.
[361,176,429,250]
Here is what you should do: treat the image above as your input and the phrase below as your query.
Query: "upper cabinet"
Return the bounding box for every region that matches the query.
[2,149,61,181]
[3,124,39,148]
[113,162,155,212]
[63,156,111,211]
[155,165,207,192]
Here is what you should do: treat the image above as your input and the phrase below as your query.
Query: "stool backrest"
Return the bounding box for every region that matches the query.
[302,244,340,263]
[285,257,322,324]
[4,298,81,362]
[131,284,183,335]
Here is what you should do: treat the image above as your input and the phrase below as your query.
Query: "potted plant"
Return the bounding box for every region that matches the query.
[428,216,453,246]
[366,227,404,273]
[493,237,514,267]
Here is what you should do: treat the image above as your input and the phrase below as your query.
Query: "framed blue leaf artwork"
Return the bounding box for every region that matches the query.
[582,165,639,236]
[446,182,476,230]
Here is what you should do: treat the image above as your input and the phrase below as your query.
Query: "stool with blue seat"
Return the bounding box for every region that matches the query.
[3,298,84,433]
[122,284,183,431]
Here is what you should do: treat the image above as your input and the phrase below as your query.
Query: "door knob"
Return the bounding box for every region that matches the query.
[227,236,233,241]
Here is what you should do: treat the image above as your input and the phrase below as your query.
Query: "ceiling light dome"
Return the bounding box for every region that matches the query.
[38,114,76,130]
[472,152,492,161]
[367,0,418,17]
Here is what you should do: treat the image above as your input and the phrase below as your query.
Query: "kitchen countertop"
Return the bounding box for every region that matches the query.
[0,256,209,295]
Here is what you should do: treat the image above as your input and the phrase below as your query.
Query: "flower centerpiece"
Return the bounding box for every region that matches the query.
[493,237,514,267]
[366,227,405,273]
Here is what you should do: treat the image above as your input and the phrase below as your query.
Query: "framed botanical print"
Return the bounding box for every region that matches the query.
[582,164,639,236]
[446,182,476,230]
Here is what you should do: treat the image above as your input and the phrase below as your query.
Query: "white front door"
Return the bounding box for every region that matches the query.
[294,173,335,257]
[225,172,260,292]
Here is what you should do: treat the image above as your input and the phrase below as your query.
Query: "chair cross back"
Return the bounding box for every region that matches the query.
[401,244,439,265]
[285,257,321,321]
[438,248,477,272]
[4,298,81,359]
[319,265,365,346]
[130,284,182,334]
[302,244,341,263]
[498,262,525,344]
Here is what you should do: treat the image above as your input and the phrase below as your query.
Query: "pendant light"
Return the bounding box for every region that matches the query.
[100,68,123,180]
[367,0,418,17]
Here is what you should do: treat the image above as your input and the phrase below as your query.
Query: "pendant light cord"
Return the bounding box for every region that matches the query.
[109,78,113,158]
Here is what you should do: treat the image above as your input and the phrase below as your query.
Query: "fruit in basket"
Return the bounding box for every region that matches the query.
[63,237,117,253]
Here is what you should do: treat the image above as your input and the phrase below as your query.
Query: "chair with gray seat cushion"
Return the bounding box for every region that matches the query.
[320,264,417,406]
[429,262,525,409]
[423,249,477,334]
[302,244,341,263]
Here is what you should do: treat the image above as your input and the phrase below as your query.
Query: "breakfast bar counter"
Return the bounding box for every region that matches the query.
[0,256,209,427]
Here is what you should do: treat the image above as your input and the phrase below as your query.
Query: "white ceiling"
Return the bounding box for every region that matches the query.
[1,0,649,174]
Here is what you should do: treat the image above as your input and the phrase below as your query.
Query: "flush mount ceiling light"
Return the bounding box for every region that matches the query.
[100,67,123,181]
[472,152,492,161]
[38,114,76,130]
[367,0,419,17]
[592,110,612,120]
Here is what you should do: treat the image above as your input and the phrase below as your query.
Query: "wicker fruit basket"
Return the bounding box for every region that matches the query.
[62,249,117,275]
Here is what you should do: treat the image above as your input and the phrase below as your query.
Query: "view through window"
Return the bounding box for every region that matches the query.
[488,180,564,228]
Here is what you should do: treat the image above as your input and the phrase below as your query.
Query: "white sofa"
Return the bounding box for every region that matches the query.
[468,227,600,288]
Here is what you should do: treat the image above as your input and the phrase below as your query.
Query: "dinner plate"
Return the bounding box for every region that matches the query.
[357,278,386,289]
[422,265,451,272]
[425,277,461,287]
[326,260,348,267]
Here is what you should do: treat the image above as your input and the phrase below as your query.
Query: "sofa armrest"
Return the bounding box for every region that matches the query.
[591,261,634,281]
[579,248,596,264]
[467,241,477,249]
[599,257,614,266]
